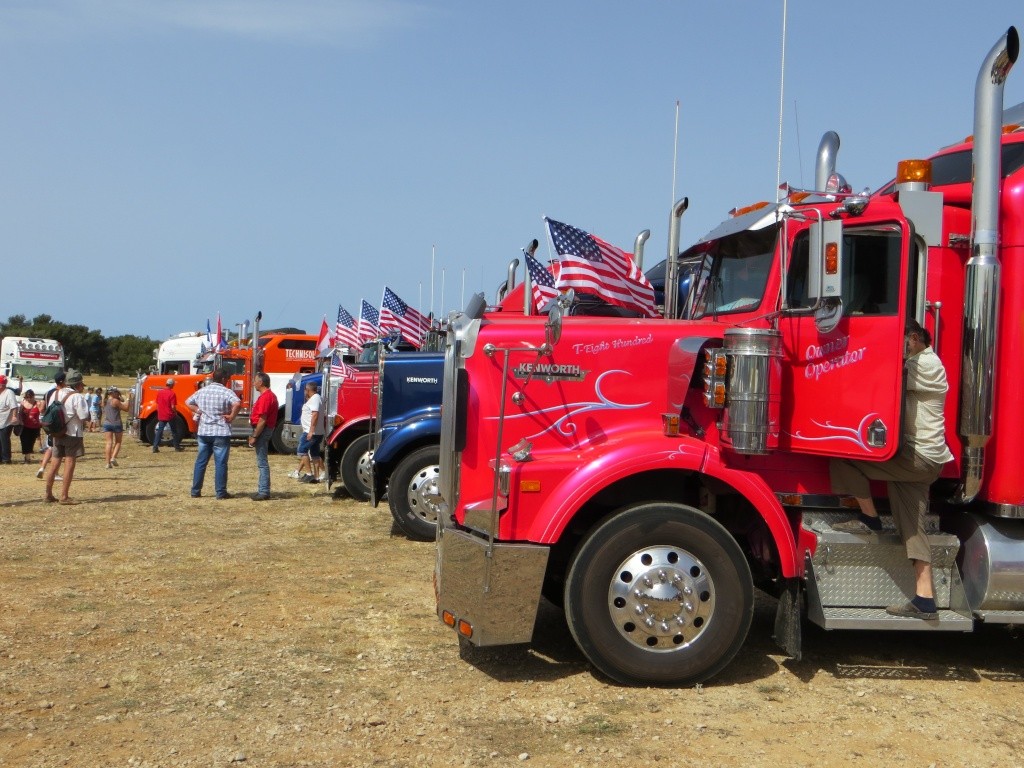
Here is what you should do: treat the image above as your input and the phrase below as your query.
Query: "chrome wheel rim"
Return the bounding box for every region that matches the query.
[607,545,716,651]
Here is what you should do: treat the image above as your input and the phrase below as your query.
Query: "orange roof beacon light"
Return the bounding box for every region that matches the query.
[896,159,932,186]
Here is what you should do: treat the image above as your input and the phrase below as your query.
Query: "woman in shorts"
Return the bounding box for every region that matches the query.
[101,387,131,469]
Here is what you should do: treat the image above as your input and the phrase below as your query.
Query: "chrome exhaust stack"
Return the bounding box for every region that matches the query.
[633,229,651,270]
[814,131,840,192]
[663,198,689,319]
[955,26,1018,504]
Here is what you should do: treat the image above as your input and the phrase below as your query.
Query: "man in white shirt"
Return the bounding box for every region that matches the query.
[830,319,954,619]
[45,369,91,505]
[296,380,325,483]
[0,374,20,465]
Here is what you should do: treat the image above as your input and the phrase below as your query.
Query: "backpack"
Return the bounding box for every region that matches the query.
[41,391,70,437]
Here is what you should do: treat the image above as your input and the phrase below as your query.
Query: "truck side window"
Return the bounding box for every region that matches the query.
[842,230,900,316]
[786,228,899,316]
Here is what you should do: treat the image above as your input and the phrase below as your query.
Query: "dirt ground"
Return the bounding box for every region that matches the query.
[3,406,1024,767]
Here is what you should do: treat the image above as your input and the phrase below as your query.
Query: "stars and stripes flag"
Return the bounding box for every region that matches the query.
[380,287,430,347]
[544,217,659,318]
[526,252,559,313]
[315,316,332,357]
[334,304,360,351]
[358,299,381,343]
[329,352,357,381]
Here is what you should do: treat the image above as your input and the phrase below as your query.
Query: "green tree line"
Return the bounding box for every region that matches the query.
[1,314,158,375]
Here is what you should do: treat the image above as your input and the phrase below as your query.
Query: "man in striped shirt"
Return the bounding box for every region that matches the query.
[186,368,241,499]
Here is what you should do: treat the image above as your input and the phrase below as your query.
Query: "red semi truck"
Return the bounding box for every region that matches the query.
[435,29,1024,685]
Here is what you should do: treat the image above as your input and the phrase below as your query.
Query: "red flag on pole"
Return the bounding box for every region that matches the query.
[316,316,332,356]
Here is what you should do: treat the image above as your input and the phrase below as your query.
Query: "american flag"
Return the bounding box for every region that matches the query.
[545,218,659,318]
[358,299,381,343]
[380,287,430,347]
[526,252,559,312]
[334,304,360,351]
[329,352,357,381]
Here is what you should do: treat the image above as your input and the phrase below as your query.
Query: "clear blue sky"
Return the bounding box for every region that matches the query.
[1,1,1021,340]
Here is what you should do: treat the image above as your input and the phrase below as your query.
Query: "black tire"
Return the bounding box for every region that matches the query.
[144,415,188,446]
[270,413,297,455]
[387,445,441,542]
[564,502,753,686]
[339,434,373,502]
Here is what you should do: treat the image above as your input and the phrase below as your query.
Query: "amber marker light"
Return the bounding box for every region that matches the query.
[729,201,771,217]
[662,413,680,436]
[442,610,456,627]
[457,620,473,639]
[714,352,727,376]
[825,243,839,275]
[520,479,541,493]
[896,159,932,185]
[713,382,726,406]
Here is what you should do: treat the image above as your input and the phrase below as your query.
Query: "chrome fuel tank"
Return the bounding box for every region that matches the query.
[954,513,1024,612]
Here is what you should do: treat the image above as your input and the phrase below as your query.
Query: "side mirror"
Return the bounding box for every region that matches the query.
[545,289,575,347]
[808,219,843,302]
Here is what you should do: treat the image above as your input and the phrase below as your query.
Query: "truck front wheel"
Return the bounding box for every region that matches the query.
[144,415,189,446]
[270,415,298,455]
[339,434,373,502]
[564,502,753,686]
[387,445,441,541]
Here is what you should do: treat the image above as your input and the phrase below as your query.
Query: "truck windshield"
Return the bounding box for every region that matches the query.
[212,356,246,376]
[8,363,61,384]
[686,224,778,319]
[357,345,379,365]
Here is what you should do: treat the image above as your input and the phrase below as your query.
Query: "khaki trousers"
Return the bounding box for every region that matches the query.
[830,444,943,563]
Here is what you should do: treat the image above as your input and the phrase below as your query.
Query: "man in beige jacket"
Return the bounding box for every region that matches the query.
[830,318,954,619]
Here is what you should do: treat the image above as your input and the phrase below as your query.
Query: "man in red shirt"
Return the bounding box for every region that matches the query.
[247,372,279,500]
[153,379,183,452]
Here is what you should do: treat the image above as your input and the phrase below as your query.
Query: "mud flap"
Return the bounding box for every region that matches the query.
[773,579,802,660]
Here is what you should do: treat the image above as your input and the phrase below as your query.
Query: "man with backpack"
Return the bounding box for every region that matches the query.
[43,369,90,505]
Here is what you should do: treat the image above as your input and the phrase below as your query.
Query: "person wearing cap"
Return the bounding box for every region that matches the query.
[0,374,20,465]
[153,378,183,453]
[37,371,67,479]
[44,369,90,505]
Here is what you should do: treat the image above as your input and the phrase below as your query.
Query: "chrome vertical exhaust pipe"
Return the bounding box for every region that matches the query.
[663,198,689,319]
[633,229,650,270]
[814,131,840,192]
[955,26,1018,504]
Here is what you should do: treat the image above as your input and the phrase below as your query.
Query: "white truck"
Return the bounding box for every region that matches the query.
[154,332,207,375]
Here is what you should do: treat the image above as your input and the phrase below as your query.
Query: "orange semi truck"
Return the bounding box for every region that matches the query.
[130,329,317,453]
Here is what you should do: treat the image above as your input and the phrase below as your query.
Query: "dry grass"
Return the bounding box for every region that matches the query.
[1,429,1023,767]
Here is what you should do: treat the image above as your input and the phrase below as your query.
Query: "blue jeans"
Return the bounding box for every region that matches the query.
[153,419,180,449]
[191,435,230,497]
[254,430,271,496]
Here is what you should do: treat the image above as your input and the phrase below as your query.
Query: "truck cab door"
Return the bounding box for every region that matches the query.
[777,221,911,460]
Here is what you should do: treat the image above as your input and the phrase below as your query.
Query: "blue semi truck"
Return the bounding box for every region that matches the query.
[368,350,445,540]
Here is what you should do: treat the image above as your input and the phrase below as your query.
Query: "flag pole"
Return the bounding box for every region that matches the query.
[672,99,680,207]
[430,245,436,318]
